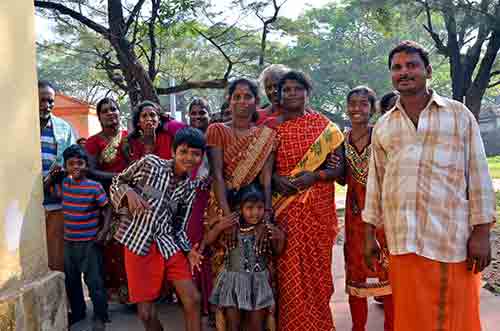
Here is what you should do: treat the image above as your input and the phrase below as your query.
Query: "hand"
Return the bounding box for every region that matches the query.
[267,223,284,242]
[291,171,317,191]
[467,224,492,274]
[364,225,381,272]
[44,164,63,184]
[255,222,270,255]
[220,213,239,250]
[273,174,298,196]
[95,226,110,245]
[215,214,238,232]
[327,154,341,169]
[187,244,204,274]
[125,189,150,214]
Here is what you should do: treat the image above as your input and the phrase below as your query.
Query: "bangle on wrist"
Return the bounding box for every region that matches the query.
[317,170,327,181]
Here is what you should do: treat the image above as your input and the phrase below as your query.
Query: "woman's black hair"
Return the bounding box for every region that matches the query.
[226,78,259,123]
[130,100,164,139]
[346,85,377,114]
[96,97,119,117]
[380,91,399,114]
[63,144,88,165]
[189,98,210,113]
[227,78,259,100]
[172,127,207,152]
[277,70,313,102]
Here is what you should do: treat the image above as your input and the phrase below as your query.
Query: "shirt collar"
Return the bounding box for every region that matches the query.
[393,89,445,113]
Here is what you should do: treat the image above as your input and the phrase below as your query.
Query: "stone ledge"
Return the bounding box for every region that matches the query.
[0,271,67,331]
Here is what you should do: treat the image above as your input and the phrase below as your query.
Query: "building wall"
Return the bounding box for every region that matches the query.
[0,0,48,294]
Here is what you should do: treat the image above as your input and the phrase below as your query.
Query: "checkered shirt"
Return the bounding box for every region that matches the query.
[362,92,496,263]
[110,155,204,259]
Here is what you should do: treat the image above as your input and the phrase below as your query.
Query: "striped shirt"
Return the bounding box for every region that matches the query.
[362,92,496,263]
[62,177,108,241]
[110,155,205,259]
[41,120,57,177]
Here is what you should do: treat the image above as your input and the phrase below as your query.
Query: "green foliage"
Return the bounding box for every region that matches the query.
[488,156,500,180]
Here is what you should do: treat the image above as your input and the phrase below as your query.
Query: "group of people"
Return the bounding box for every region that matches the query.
[38,39,496,331]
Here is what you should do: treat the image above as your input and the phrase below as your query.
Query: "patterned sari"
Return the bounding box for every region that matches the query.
[343,129,393,331]
[85,131,130,303]
[205,123,276,331]
[273,113,343,331]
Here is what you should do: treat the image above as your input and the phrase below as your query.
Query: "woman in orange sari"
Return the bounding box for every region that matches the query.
[205,78,277,331]
[342,86,393,331]
[271,71,344,331]
[85,97,130,303]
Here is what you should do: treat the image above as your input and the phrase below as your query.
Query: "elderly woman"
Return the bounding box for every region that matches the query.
[271,71,345,331]
[256,64,290,126]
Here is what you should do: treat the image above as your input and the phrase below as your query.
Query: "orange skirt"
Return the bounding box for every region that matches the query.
[389,254,481,331]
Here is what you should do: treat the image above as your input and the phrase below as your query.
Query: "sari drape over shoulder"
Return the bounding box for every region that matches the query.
[273,113,343,331]
[85,131,130,303]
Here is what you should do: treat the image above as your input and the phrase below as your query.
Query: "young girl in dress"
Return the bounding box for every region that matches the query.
[207,185,285,331]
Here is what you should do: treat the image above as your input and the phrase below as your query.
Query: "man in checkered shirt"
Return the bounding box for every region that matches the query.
[363,41,496,331]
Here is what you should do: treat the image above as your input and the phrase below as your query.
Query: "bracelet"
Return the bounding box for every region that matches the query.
[317,170,328,181]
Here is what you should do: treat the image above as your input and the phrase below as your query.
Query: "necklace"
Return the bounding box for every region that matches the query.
[350,128,370,145]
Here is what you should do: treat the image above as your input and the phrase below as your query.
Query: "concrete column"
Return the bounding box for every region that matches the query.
[0,1,67,330]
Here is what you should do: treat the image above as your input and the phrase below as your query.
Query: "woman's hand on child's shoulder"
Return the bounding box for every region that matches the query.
[215,213,238,232]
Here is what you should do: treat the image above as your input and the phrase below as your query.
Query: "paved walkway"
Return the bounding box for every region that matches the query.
[72,245,500,331]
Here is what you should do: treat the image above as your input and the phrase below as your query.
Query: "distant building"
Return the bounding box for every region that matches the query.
[479,106,500,156]
[52,93,100,138]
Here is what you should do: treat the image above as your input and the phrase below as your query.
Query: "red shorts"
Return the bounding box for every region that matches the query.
[124,242,192,303]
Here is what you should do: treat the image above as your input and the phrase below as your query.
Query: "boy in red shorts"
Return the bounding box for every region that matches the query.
[110,127,206,331]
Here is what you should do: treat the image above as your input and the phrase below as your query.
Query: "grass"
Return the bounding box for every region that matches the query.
[488,156,500,180]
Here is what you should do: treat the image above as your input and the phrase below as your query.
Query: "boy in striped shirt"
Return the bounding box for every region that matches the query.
[60,144,110,331]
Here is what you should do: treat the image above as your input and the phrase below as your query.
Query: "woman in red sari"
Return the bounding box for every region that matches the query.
[271,71,344,331]
[127,100,186,161]
[205,78,277,331]
[85,97,130,303]
[341,86,393,331]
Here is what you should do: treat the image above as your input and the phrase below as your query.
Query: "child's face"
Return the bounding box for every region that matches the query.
[347,93,371,125]
[241,200,265,225]
[65,157,87,180]
[173,143,203,176]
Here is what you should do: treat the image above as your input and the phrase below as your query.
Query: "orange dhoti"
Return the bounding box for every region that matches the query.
[389,254,481,331]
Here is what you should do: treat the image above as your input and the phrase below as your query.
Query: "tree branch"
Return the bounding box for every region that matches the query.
[35,1,109,36]
[258,0,287,66]
[194,27,234,80]
[488,80,500,88]
[125,0,147,32]
[421,0,448,55]
[157,79,227,95]
[147,0,160,80]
